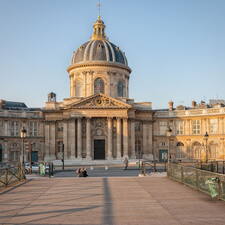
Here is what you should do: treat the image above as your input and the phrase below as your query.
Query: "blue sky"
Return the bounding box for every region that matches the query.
[0,0,225,109]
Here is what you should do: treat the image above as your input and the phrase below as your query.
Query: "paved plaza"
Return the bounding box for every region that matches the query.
[0,175,225,225]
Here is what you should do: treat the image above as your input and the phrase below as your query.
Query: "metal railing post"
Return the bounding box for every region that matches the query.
[218,178,222,200]
[223,161,225,174]
[196,169,199,190]
[181,166,184,183]
[5,168,9,186]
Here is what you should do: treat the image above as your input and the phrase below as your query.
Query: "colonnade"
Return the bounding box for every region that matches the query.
[44,117,139,161]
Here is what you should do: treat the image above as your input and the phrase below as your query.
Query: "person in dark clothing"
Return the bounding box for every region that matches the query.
[82,168,88,177]
[76,168,88,177]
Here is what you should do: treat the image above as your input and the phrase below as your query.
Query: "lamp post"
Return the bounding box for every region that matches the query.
[204,132,209,163]
[166,126,172,165]
[61,142,64,170]
[20,127,27,166]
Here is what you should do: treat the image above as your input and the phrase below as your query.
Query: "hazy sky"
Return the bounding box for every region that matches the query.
[0,0,225,109]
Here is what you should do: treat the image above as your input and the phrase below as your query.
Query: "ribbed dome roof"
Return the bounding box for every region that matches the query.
[72,40,128,66]
[71,17,128,67]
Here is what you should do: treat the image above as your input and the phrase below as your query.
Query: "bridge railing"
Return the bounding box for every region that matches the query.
[0,165,26,188]
[168,163,225,201]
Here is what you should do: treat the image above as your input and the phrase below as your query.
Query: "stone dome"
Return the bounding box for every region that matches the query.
[71,17,128,66]
[71,40,128,66]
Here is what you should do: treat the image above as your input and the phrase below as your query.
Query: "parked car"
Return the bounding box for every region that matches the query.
[24,162,49,174]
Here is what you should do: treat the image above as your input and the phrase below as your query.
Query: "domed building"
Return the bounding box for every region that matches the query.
[1,16,225,166]
[68,16,130,99]
[44,16,153,163]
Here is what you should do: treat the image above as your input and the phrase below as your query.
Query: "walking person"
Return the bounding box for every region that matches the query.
[123,157,129,170]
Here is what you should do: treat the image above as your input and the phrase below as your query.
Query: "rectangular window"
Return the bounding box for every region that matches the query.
[159,121,167,135]
[0,120,3,136]
[210,119,218,134]
[10,151,19,161]
[29,121,38,137]
[192,120,200,135]
[9,121,19,136]
[135,122,141,132]
[176,120,184,135]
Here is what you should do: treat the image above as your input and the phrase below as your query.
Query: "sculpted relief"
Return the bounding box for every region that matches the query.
[67,94,131,109]
[92,118,106,136]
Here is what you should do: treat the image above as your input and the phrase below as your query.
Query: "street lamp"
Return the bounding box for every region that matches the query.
[166,126,172,165]
[20,127,27,166]
[204,132,209,163]
[61,142,64,170]
[30,143,34,174]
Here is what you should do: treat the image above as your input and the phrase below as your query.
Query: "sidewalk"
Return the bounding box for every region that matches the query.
[0,176,225,225]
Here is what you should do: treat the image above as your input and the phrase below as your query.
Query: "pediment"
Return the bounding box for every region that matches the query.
[64,94,132,109]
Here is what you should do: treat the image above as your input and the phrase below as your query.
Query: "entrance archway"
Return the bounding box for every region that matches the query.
[94,139,105,160]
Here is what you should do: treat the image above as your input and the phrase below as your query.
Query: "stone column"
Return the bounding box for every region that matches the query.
[4,120,8,136]
[222,117,225,135]
[107,118,113,160]
[70,120,76,159]
[70,75,74,97]
[219,118,223,135]
[86,118,91,160]
[40,141,44,161]
[123,118,128,158]
[49,122,56,160]
[205,119,209,133]
[63,121,68,159]
[116,118,122,159]
[44,123,50,160]
[3,141,8,162]
[143,122,148,157]
[77,118,82,159]
[148,122,153,157]
[130,120,136,159]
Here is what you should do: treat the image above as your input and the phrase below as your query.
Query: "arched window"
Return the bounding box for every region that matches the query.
[0,144,2,162]
[94,78,104,94]
[117,81,124,97]
[75,80,82,97]
[176,142,185,159]
[192,142,201,160]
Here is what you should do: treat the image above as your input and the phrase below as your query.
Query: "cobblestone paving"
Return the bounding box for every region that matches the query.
[0,176,225,225]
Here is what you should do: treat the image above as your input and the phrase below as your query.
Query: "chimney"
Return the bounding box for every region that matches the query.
[168,101,174,111]
[192,101,197,108]
[48,92,56,102]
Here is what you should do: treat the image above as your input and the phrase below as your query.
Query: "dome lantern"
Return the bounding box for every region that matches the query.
[91,16,106,41]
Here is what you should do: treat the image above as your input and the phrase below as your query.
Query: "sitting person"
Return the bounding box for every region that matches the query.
[82,168,88,177]
[76,168,82,177]
[75,168,88,177]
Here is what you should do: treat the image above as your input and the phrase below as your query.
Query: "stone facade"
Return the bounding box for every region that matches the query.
[0,100,44,164]
[1,17,225,165]
[154,101,225,162]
